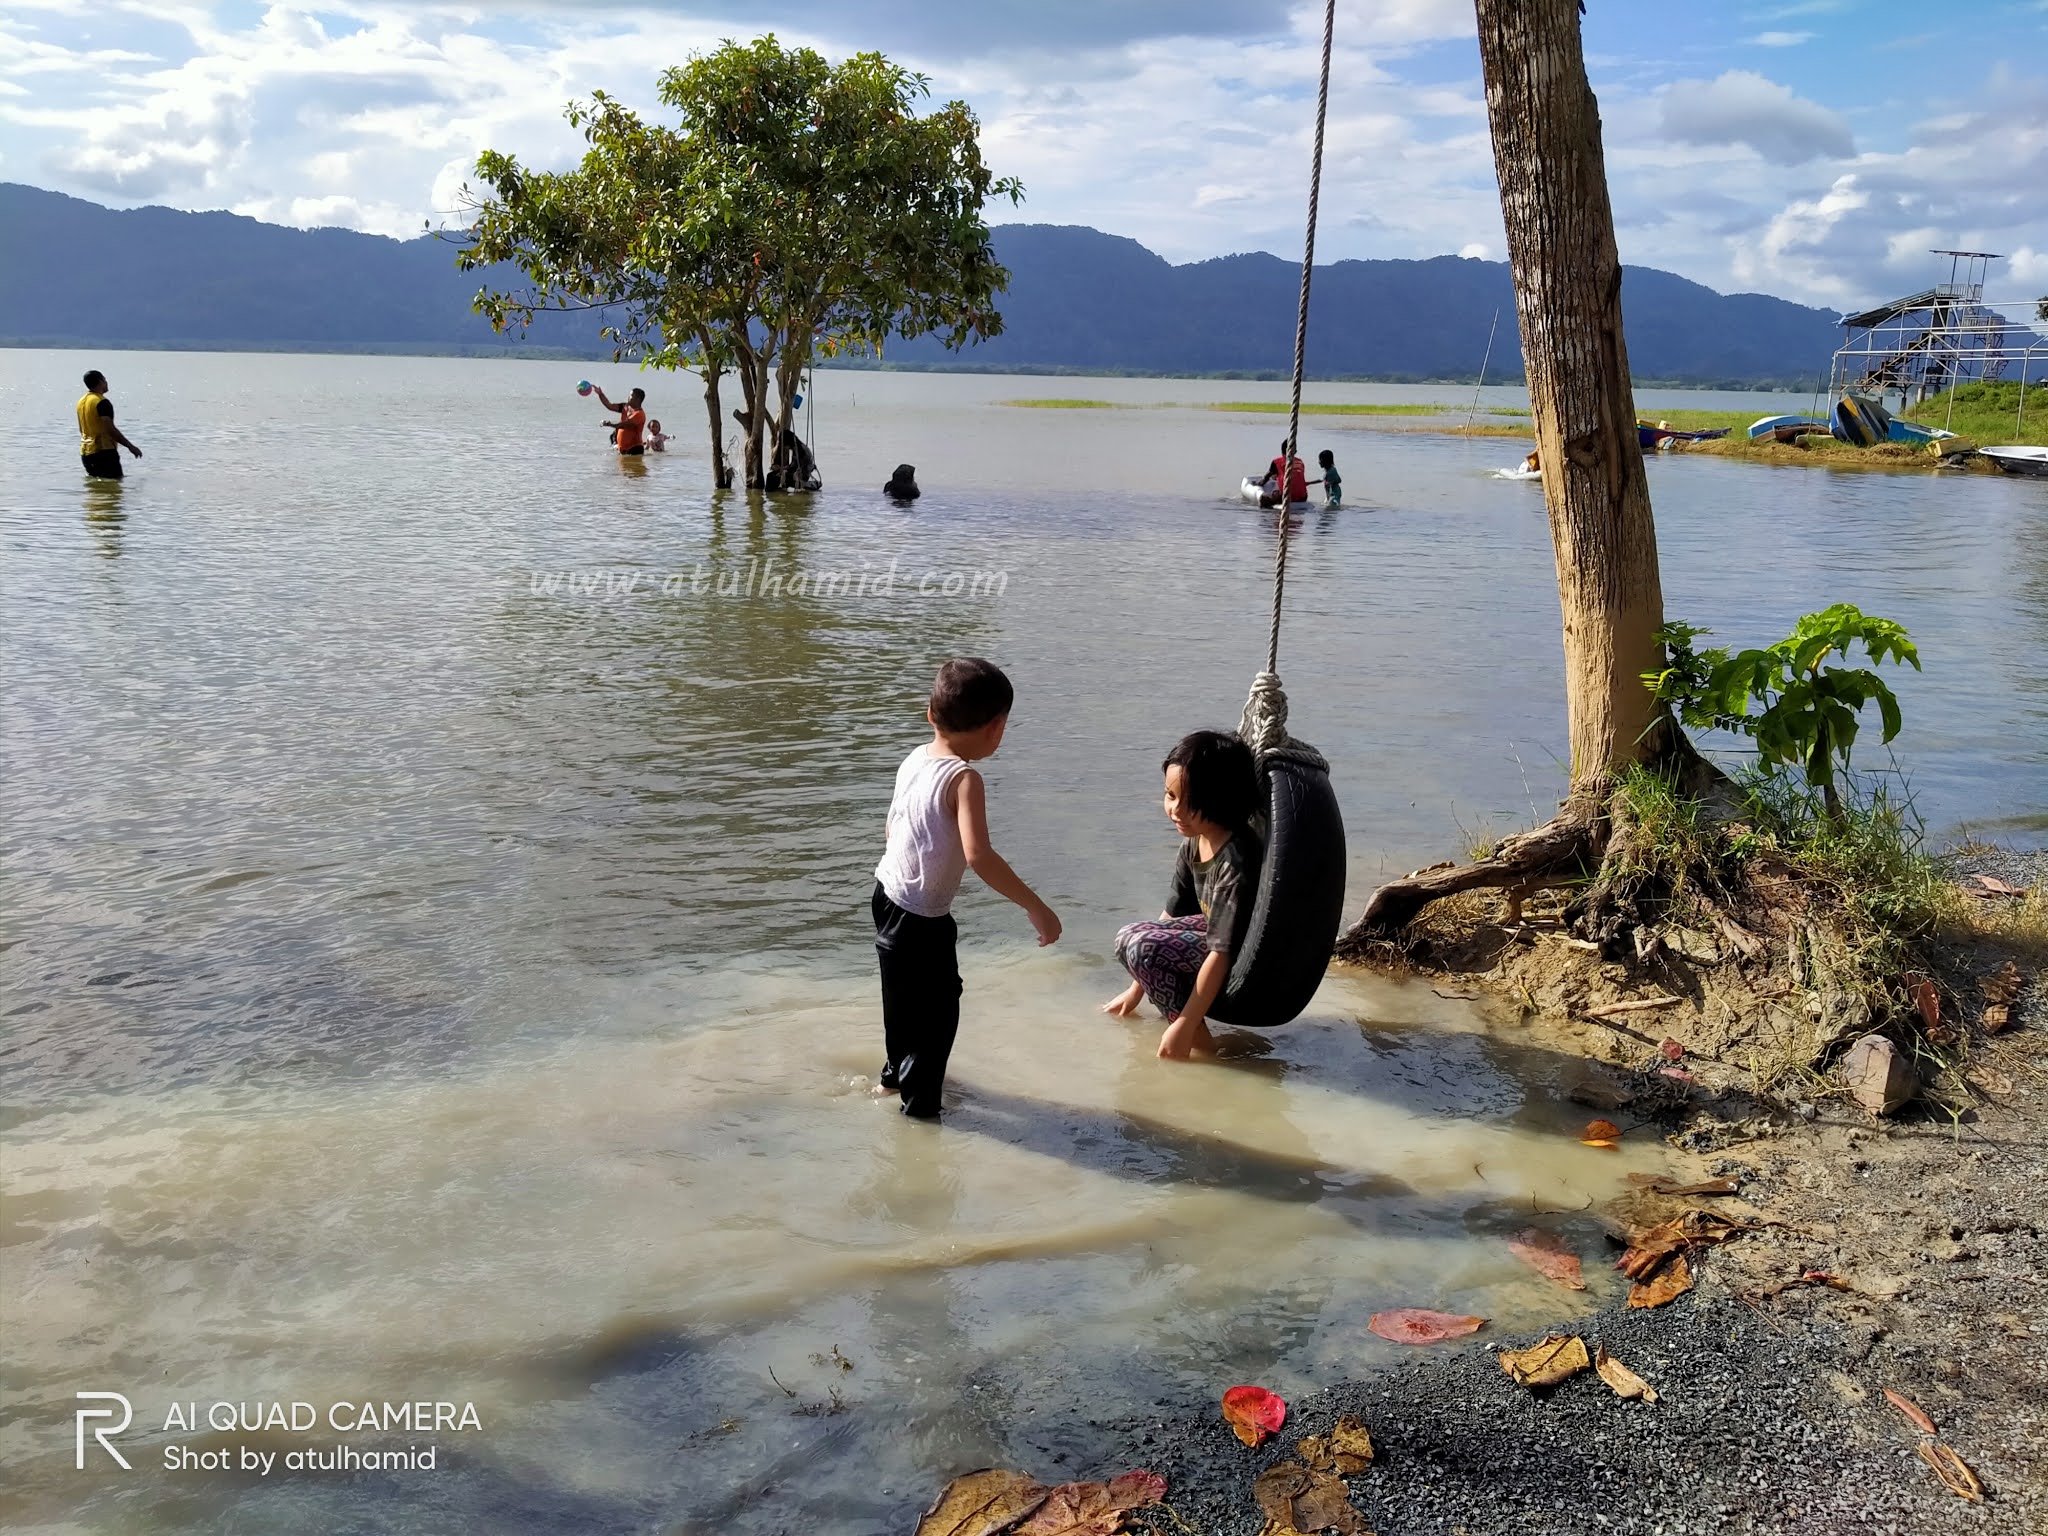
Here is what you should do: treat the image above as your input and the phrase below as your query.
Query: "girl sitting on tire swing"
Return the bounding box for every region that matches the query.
[1102,730,1265,1060]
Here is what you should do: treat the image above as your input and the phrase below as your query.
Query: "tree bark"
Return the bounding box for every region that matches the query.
[1339,0,1677,946]
[695,333,731,489]
[1478,0,1669,786]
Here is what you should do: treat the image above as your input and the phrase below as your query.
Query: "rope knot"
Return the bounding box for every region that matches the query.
[1239,671,1328,772]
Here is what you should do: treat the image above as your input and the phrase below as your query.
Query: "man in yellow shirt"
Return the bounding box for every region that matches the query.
[77,369,142,479]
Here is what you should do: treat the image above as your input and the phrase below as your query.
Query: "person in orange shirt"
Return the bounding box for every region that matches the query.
[592,384,648,455]
[76,369,142,479]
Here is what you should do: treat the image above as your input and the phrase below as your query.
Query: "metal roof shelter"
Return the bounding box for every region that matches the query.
[1830,251,2047,410]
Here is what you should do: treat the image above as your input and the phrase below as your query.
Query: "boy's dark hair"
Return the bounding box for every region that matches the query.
[1164,730,1260,831]
[1317,448,1335,467]
[84,370,106,389]
[930,657,1013,733]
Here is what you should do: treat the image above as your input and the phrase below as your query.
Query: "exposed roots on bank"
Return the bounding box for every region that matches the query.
[1337,755,2045,1108]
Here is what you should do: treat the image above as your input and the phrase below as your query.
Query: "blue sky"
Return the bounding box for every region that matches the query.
[2,0,2043,309]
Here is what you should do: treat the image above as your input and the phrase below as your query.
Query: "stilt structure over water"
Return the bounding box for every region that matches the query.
[1830,250,2046,410]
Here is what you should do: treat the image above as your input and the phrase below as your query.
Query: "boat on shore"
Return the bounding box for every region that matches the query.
[1748,414,1830,441]
[1979,446,2048,478]
[1831,394,1891,447]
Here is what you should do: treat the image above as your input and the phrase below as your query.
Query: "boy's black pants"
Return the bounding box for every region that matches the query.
[872,883,961,1119]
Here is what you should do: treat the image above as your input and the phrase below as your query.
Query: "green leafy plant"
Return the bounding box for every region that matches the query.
[1644,605,1920,819]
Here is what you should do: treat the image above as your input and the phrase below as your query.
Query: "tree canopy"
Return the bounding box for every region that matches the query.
[458,36,1021,487]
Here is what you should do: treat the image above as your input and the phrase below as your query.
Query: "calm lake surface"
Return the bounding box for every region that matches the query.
[2,352,2043,1532]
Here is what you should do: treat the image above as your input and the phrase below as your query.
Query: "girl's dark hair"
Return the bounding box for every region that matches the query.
[1317,449,1335,467]
[1164,730,1259,831]
[930,657,1014,733]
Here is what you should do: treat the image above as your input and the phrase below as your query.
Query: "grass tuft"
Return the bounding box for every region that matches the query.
[1000,398,1118,408]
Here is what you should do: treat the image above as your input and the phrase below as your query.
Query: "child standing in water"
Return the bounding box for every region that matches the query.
[1317,448,1342,507]
[1103,730,1263,1060]
[873,659,1061,1118]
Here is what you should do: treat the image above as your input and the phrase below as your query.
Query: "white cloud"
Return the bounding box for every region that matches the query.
[1660,70,1854,165]
[1746,31,1814,47]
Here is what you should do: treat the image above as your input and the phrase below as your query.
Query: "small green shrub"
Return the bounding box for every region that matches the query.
[1645,605,1920,818]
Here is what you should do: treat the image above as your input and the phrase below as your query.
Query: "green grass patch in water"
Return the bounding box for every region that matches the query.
[1000,398,1119,408]
[1202,400,1511,416]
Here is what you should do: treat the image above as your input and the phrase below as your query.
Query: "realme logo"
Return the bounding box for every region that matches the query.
[75,1392,132,1470]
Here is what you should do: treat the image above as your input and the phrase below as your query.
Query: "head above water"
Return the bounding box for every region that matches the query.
[1162,730,1258,837]
[1317,448,1335,469]
[83,369,107,392]
[928,657,1013,740]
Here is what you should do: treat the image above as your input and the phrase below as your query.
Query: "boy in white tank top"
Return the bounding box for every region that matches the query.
[873,658,1061,1118]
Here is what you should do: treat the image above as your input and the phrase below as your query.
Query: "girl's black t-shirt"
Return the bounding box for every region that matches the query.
[1166,828,1264,956]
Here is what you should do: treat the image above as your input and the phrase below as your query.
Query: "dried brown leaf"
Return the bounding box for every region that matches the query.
[1507,1228,1587,1290]
[1981,959,2022,1005]
[1297,1415,1374,1475]
[1580,1119,1623,1148]
[1499,1333,1590,1388]
[1883,1387,1936,1436]
[1593,1345,1658,1403]
[1969,874,2027,898]
[1916,1441,1984,1502]
[1903,974,1941,1031]
[1627,1253,1694,1308]
[913,1469,1049,1536]
[1253,1463,1366,1534]
[1982,1004,2013,1035]
[1012,1471,1167,1536]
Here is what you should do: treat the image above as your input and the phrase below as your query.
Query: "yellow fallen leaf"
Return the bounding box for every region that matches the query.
[1499,1333,1590,1388]
[1594,1345,1659,1403]
[1916,1441,1984,1502]
[913,1469,1048,1536]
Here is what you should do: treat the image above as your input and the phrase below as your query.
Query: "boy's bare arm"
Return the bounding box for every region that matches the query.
[955,769,1060,945]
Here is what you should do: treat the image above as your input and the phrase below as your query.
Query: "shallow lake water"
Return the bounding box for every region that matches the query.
[2,352,2043,1531]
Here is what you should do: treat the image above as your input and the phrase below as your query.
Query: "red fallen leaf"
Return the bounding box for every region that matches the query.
[1012,1471,1167,1535]
[1369,1309,1487,1344]
[1581,1118,1622,1148]
[1660,1037,1685,1061]
[1508,1228,1588,1290]
[1220,1385,1286,1447]
[1884,1387,1937,1436]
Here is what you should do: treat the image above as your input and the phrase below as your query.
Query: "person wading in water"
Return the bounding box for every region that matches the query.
[77,370,142,479]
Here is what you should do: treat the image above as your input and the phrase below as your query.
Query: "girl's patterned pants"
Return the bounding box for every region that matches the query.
[1114,914,1209,1017]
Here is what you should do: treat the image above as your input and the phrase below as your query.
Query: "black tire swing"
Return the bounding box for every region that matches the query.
[1205,0,1347,1030]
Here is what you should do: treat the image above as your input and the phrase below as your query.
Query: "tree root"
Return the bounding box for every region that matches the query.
[1337,793,1606,955]
[1336,736,1732,957]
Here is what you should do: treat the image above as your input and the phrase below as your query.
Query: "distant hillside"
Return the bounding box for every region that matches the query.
[0,183,1847,386]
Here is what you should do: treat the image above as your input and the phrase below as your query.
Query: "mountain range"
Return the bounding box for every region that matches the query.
[1,182,1850,387]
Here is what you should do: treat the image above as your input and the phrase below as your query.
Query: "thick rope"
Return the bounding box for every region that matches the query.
[1239,670,1328,771]
[1243,0,1337,772]
[1267,0,1338,677]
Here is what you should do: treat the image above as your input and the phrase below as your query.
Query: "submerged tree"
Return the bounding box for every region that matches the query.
[457,36,1020,488]
[1342,0,1680,938]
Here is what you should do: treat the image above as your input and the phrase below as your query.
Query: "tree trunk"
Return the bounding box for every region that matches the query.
[768,331,806,489]
[1478,0,1669,787]
[695,335,731,490]
[1339,0,1677,946]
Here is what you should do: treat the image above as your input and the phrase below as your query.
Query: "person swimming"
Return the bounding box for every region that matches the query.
[884,464,920,501]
